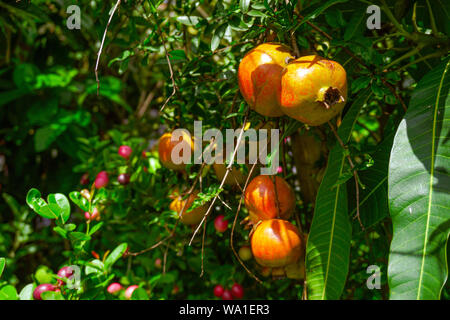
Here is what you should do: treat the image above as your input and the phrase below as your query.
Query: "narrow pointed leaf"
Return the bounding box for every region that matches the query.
[306,88,373,299]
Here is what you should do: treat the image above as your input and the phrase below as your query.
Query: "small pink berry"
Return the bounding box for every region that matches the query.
[56,266,74,286]
[94,171,109,189]
[118,145,132,159]
[84,212,91,220]
[214,215,228,233]
[80,173,89,185]
[231,283,244,299]
[222,289,233,300]
[107,282,123,294]
[277,166,283,174]
[213,285,224,298]
[124,285,139,299]
[33,284,57,300]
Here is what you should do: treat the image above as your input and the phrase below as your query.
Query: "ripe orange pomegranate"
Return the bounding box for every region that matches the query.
[278,55,347,126]
[169,191,208,226]
[238,43,294,117]
[158,131,194,171]
[250,219,303,268]
[244,175,295,223]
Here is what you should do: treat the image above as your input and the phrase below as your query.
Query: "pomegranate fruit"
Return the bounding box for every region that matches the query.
[118,145,132,159]
[158,131,194,171]
[244,175,295,223]
[278,55,347,126]
[213,284,224,298]
[214,215,228,233]
[238,43,294,117]
[250,219,303,268]
[33,283,58,300]
[169,191,208,226]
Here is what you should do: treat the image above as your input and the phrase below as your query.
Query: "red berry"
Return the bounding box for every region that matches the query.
[94,171,109,189]
[117,173,130,185]
[118,145,132,159]
[172,285,180,295]
[107,282,123,294]
[214,215,228,233]
[231,283,244,299]
[56,266,74,286]
[213,285,224,298]
[221,289,233,300]
[80,173,89,185]
[154,258,162,269]
[142,150,147,158]
[125,285,139,299]
[33,284,57,300]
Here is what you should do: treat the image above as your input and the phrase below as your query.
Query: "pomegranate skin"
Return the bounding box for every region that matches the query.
[169,191,208,226]
[251,219,303,268]
[244,175,295,223]
[158,132,194,171]
[238,43,294,117]
[278,55,347,126]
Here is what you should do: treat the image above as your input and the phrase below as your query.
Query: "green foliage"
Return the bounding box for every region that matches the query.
[388,59,450,300]
[0,0,448,301]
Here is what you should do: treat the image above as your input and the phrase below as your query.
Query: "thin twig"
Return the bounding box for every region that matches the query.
[189,109,250,245]
[327,121,364,230]
[158,27,177,112]
[229,162,263,284]
[95,0,122,96]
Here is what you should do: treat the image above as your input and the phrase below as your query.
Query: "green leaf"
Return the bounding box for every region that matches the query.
[69,191,89,212]
[247,10,267,18]
[343,10,365,41]
[85,259,104,275]
[19,284,35,300]
[295,0,348,30]
[240,0,250,13]
[104,243,128,271]
[0,285,18,300]
[176,16,202,26]
[47,193,70,223]
[26,188,59,220]
[306,88,373,300]
[211,24,227,51]
[68,232,91,241]
[41,290,64,300]
[388,59,450,300]
[350,133,394,232]
[89,222,104,236]
[34,124,67,152]
[131,287,149,300]
[0,257,5,278]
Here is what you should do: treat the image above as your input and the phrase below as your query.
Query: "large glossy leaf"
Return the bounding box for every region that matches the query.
[306,88,373,300]
[0,257,5,278]
[388,58,450,300]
